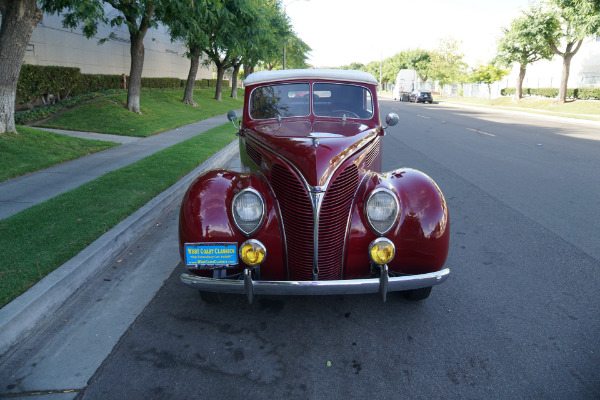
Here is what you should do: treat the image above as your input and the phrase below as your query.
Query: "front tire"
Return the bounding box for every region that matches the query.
[401,286,432,301]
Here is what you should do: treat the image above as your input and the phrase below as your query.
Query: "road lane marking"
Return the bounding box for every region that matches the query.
[417,115,430,119]
[467,128,495,137]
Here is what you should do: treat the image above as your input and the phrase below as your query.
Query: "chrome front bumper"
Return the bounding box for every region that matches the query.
[180,266,450,303]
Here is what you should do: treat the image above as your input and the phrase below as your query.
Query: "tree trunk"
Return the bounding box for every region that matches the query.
[214,63,224,101]
[183,47,201,106]
[516,63,526,100]
[230,63,240,99]
[557,53,574,104]
[549,39,582,104]
[127,31,145,114]
[0,0,42,134]
[244,65,255,79]
[125,6,154,114]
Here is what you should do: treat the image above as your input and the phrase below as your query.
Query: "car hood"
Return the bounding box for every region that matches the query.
[246,120,379,187]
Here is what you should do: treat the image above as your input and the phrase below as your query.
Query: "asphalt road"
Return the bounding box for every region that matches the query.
[2,100,599,399]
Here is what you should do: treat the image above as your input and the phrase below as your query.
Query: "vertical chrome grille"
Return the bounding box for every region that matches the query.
[270,163,359,281]
[318,164,359,280]
[270,164,314,280]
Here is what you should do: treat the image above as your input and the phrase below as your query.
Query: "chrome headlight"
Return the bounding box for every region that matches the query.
[232,188,265,235]
[365,188,399,235]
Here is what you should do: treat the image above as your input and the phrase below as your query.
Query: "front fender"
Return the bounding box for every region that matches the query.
[178,169,285,280]
[345,168,449,278]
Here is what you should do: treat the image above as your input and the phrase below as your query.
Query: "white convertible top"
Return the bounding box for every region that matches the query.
[244,69,378,86]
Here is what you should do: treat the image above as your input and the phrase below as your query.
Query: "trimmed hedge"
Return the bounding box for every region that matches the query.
[17,64,229,107]
[501,87,600,100]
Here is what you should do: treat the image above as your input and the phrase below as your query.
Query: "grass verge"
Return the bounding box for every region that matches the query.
[0,123,236,308]
[0,126,118,183]
[38,89,244,137]
[439,96,600,121]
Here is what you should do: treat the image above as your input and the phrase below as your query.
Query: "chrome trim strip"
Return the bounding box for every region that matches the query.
[180,268,450,300]
[310,190,325,280]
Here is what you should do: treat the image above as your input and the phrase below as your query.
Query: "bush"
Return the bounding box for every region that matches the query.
[17,65,82,105]
[501,87,600,100]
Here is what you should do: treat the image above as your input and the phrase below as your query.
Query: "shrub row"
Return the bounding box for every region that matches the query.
[501,87,600,100]
[17,64,228,106]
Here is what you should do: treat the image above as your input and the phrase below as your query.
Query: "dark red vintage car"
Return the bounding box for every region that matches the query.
[179,69,449,303]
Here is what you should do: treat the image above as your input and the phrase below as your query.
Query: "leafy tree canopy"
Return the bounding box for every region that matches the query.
[495,5,555,68]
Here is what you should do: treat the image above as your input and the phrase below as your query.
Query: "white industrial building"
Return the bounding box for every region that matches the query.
[22,9,213,80]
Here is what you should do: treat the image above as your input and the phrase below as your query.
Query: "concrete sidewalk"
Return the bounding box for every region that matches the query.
[0,131,241,358]
[0,112,238,220]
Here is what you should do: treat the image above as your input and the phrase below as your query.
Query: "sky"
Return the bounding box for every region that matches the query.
[285,0,533,68]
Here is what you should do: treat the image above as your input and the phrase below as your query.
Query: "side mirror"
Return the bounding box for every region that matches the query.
[227,110,240,130]
[384,112,399,129]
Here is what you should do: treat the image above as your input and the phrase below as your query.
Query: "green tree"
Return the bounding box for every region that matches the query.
[427,38,468,86]
[281,33,311,70]
[40,0,160,114]
[158,0,213,106]
[496,5,555,99]
[404,49,433,82]
[0,0,42,133]
[340,62,365,71]
[240,0,290,79]
[469,63,510,99]
[541,0,600,103]
[196,0,259,101]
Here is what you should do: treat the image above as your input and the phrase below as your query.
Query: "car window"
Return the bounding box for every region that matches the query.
[250,83,310,119]
[313,83,373,119]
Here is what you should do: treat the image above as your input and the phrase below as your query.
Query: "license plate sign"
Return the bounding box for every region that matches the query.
[185,243,238,267]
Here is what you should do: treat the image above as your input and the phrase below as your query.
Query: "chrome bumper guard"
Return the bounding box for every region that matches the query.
[181,265,450,304]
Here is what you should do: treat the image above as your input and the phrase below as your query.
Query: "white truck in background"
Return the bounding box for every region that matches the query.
[392,69,417,102]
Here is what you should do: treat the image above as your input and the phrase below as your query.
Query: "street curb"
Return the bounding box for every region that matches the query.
[0,140,238,357]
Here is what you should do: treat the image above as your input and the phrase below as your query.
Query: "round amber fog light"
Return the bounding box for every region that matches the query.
[240,239,266,266]
[369,238,395,265]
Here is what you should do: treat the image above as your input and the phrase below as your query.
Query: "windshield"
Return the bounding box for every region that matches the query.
[250,83,310,119]
[249,82,373,120]
[313,83,373,119]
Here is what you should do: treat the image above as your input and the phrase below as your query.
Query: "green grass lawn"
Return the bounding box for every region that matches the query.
[440,96,600,120]
[0,126,117,183]
[38,89,245,137]
[0,124,236,308]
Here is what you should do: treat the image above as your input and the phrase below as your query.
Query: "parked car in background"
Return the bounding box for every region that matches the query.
[178,69,450,304]
[409,90,433,104]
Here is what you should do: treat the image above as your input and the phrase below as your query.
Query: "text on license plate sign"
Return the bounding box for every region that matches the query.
[185,243,238,266]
